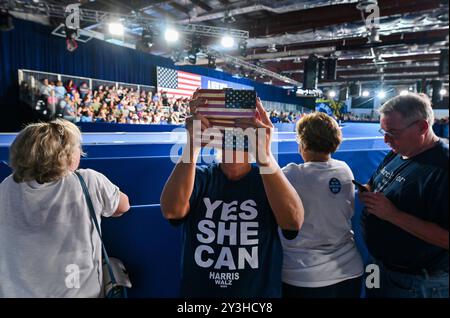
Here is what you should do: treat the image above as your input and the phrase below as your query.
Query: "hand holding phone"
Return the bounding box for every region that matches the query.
[352,180,369,192]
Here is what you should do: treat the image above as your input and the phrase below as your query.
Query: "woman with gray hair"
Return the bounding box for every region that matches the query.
[0,119,130,297]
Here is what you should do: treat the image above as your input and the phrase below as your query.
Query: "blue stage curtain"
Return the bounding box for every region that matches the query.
[0,18,174,103]
[0,18,312,108]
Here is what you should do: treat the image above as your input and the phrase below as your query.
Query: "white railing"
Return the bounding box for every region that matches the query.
[18,69,155,102]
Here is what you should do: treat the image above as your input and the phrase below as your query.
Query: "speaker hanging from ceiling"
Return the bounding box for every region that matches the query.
[325,58,337,80]
[439,49,449,76]
[339,86,349,101]
[415,80,425,93]
[318,58,326,82]
[431,80,443,105]
[349,82,361,97]
[0,10,14,32]
[303,54,319,90]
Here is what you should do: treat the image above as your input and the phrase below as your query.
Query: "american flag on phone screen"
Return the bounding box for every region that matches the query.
[156,67,201,98]
[193,88,256,150]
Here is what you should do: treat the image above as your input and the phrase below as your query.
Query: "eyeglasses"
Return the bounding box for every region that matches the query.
[378,120,420,138]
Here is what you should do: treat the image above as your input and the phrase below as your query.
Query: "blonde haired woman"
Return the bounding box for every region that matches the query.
[0,120,130,297]
[281,112,363,298]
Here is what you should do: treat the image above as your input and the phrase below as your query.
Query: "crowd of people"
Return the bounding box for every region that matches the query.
[33,78,450,139]
[35,78,191,125]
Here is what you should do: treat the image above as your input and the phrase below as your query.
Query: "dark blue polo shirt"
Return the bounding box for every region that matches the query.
[361,140,449,272]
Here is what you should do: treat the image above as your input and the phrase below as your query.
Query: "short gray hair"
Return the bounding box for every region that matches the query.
[378,93,434,126]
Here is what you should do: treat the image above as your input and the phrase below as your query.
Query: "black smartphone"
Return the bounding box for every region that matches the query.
[352,180,368,192]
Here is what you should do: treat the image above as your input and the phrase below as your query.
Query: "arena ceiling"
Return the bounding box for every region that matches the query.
[2,0,449,88]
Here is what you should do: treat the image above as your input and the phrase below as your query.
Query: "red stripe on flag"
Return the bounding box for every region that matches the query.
[198,111,255,116]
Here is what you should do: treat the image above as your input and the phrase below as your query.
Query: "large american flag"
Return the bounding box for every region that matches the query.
[193,88,256,150]
[156,67,201,99]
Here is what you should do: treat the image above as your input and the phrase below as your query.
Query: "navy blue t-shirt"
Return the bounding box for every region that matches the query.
[178,164,282,298]
[361,140,449,272]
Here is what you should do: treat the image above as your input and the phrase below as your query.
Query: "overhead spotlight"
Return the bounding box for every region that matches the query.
[221,10,236,24]
[64,24,78,52]
[238,40,247,57]
[108,22,124,36]
[165,28,179,43]
[0,10,14,32]
[377,90,386,99]
[187,36,201,65]
[328,90,337,98]
[171,49,183,63]
[207,55,216,68]
[439,88,447,96]
[221,35,234,48]
[190,36,201,54]
[266,44,277,53]
[362,90,370,97]
[136,28,153,52]
[187,53,197,65]
[142,28,153,48]
[368,27,381,44]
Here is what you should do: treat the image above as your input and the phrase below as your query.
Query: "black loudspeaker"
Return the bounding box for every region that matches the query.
[303,54,319,89]
[0,11,14,32]
[318,58,326,82]
[325,58,337,80]
[415,80,424,93]
[207,55,216,68]
[439,49,449,76]
[339,86,349,101]
[349,82,361,96]
[431,80,443,105]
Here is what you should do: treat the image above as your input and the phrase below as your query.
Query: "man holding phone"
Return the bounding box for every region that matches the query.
[359,93,448,298]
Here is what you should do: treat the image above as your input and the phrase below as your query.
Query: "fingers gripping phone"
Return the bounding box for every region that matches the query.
[352,180,368,192]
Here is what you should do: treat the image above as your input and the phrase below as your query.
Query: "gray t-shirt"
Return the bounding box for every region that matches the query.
[281,159,363,287]
[0,169,120,297]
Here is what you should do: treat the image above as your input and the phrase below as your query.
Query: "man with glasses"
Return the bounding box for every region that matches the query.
[359,93,448,298]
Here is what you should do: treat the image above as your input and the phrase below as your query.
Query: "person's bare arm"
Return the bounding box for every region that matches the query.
[160,160,198,220]
[112,191,130,217]
[160,101,209,220]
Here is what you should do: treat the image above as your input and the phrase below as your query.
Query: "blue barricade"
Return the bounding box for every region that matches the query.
[77,122,182,133]
[274,122,295,132]
[78,156,176,206]
[101,204,182,297]
[0,161,12,182]
[74,148,389,207]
